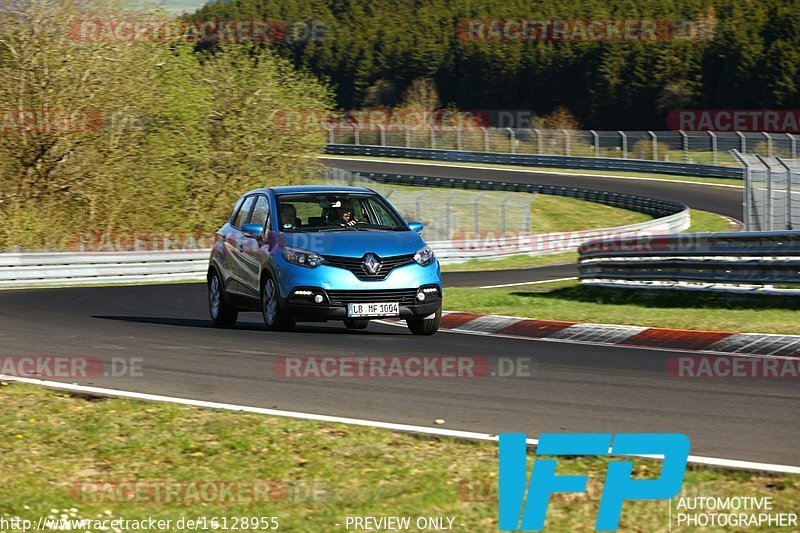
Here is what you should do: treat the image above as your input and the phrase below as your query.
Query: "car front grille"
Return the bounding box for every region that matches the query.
[322,253,416,281]
[326,289,419,306]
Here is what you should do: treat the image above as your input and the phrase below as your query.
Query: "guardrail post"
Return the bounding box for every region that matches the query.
[456,127,463,151]
[444,193,457,240]
[709,131,718,165]
[756,154,774,231]
[378,125,386,146]
[590,130,599,157]
[473,192,487,237]
[788,133,797,159]
[533,128,543,154]
[328,127,334,145]
[776,157,794,230]
[730,150,751,230]
[763,132,773,157]
[563,129,571,156]
[414,189,430,220]
[500,196,512,238]
[483,127,490,152]
[679,130,689,162]
[648,131,657,160]
[354,124,360,146]
[430,126,436,150]
[405,125,411,148]
[507,128,516,154]
[736,131,746,153]
[618,131,627,159]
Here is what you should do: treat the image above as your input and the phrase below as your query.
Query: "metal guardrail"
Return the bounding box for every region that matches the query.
[0,170,690,286]
[578,230,800,295]
[0,250,210,287]
[326,144,745,179]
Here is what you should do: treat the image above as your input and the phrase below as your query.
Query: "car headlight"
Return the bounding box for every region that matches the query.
[283,246,325,268]
[414,245,435,267]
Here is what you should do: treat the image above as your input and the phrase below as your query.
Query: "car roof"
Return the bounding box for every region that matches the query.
[243,185,375,196]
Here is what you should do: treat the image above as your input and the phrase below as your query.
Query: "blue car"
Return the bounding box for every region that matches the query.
[207,186,443,335]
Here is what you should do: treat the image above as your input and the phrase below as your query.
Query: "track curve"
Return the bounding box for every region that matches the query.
[4,160,792,469]
[322,157,742,286]
[2,283,797,467]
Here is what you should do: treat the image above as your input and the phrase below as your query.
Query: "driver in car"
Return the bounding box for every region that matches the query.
[336,200,358,226]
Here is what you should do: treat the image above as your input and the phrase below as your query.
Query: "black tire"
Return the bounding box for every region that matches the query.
[406,305,442,336]
[208,269,238,327]
[261,274,295,332]
[344,318,370,330]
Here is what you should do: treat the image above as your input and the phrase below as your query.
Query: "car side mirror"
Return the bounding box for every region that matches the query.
[408,221,424,233]
[241,223,264,239]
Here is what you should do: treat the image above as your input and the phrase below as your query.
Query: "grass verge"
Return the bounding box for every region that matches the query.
[442,209,734,273]
[0,383,797,532]
[444,280,800,334]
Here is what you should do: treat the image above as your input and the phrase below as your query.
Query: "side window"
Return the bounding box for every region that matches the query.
[228,197,245,224]
[233,196,255,228]
[249,195,271,228]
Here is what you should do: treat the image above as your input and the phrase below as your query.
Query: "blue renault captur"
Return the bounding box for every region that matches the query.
[208,186,443,334]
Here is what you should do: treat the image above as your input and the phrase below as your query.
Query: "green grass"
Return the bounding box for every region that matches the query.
[444,280,800,334]
[323,155,745,188]
[442,252,578,272]
[332,180,654,240]
[0,383,797,532]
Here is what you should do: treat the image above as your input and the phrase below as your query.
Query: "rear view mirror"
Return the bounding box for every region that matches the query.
[408,221,424,233]
[241,223,264,239]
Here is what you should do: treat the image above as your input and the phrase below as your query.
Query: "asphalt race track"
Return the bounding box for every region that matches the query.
[324,157,743,287]
[4,161,796,469]
[2,283,797,467]
[320,157,744,219]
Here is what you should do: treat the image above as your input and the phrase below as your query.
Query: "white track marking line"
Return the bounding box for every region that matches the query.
[478,276,578,289]
[2,375,798,474]
[320,156,745,189]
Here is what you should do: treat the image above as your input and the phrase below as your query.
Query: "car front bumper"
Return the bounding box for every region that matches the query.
[284,299,441,321]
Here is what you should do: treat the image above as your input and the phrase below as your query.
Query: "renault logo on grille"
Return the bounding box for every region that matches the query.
[362,253,382,275]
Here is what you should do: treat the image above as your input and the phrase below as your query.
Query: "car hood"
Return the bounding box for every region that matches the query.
[281,230,427,258]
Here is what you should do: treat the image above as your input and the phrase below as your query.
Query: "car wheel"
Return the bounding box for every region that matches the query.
[406,305,442,336]
[344,318,370,330]
[208,270,238,327]
[262,275,295,332]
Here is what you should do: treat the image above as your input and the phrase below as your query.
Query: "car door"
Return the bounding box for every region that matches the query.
[215,196,246,295]
[228,195,256,294]
[238,194,272,298]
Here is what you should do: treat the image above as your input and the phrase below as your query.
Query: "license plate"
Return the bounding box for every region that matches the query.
[347,302,399,317]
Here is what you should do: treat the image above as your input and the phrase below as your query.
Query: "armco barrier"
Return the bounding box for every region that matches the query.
[0,250,210,288]
[325,144,745,179]
[0,172,690,287]
[578,230,800,295]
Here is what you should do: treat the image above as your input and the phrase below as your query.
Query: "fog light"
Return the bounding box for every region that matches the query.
[314,294,324,304]
[416,292,426,301]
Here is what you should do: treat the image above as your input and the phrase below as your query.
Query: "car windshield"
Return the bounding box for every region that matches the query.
[276,192,407,232]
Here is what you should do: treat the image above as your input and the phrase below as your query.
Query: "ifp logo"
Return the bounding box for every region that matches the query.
[499,433,689,531]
